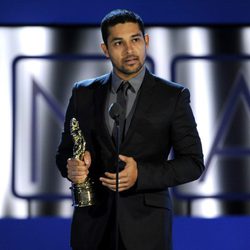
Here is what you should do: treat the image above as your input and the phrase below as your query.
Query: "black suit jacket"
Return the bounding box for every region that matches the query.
[56,69,204,250]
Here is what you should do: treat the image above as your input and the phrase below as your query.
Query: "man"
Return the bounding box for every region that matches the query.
[56,9,205,250]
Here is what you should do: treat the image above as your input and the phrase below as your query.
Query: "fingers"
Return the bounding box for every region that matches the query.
[99,169,132,192]
[99,176,128,192]
[67,151,92,184]
[83,151,91,168]
[119,154,129,163]
[67,158,89,184]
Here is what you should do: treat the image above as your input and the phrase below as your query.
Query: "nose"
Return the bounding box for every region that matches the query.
[124,41,133,54]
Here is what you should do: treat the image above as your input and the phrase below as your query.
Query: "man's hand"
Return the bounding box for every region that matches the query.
[99,154,138,192]
[67,151,91,184]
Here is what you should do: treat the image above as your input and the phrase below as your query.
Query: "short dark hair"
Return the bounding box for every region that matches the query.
[101,9,145,46]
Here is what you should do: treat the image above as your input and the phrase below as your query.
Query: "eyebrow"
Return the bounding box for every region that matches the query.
[110,37,122,43]
[131,33,143,38]
[110,33,143,43]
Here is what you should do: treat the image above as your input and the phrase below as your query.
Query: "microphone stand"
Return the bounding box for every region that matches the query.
[108,102,123,250]
[114,118,120,250]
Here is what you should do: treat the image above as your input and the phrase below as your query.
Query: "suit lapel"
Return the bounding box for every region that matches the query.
[122,70,157,148]
[94,73,116,152]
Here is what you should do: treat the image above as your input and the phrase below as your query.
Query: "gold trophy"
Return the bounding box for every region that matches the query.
[70,117,95,207]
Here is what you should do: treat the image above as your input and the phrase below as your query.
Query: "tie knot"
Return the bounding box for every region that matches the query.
[118,81,130,95]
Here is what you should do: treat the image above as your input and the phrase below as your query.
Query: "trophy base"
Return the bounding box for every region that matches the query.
[70,181,95,207]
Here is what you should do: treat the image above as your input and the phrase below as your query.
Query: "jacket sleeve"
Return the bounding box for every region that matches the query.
[136,88,205,191]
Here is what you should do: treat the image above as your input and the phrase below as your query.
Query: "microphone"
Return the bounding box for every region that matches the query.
[108,102,123,125]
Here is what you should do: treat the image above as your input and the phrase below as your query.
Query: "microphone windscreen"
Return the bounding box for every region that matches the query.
[109,102,123,120]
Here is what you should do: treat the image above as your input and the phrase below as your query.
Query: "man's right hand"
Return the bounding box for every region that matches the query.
[67,151,91,184]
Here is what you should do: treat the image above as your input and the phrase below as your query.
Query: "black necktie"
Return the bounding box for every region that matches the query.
[113,81,130,145]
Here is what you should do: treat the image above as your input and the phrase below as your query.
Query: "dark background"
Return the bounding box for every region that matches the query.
[0,0,249,25]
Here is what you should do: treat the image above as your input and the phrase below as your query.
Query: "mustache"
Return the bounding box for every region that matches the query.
[123,55,139,61]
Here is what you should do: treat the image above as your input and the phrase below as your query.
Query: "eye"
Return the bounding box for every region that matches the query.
[114,41,122,46]
[132,37,140,43]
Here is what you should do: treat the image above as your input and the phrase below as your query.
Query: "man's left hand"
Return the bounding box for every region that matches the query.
[99,155,138,192]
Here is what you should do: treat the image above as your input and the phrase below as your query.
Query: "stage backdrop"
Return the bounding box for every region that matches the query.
[0,26,250,218]
[0,0,250,24]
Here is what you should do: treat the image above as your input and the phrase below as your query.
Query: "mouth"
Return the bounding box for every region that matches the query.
[124,56,139,65]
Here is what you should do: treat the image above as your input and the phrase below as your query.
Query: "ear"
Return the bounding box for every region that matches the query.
[101,43,110,58]
[144,34,149,48]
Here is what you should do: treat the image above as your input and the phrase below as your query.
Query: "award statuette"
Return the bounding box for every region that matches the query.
[70,117,95,207]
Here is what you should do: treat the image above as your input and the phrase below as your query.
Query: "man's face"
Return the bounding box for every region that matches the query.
[101,22,149,80]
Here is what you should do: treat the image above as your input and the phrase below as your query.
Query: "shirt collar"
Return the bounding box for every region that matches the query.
[111,66,146,94]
